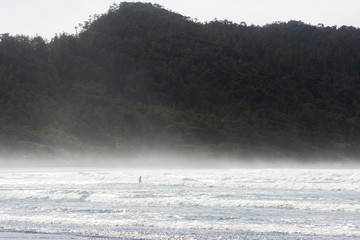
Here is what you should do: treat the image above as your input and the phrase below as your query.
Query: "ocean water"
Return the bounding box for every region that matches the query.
[0,168,359,239]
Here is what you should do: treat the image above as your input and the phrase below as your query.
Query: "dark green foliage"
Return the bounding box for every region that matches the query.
[1,2,360,159]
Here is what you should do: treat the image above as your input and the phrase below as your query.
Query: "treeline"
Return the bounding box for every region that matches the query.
[1,2,360,160]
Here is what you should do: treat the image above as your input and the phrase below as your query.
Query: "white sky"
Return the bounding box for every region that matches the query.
[0,0,359,40]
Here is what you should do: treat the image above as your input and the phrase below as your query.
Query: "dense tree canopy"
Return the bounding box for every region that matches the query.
[1,2,360,161]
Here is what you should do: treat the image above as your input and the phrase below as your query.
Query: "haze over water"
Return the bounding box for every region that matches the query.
[1,2,360,239]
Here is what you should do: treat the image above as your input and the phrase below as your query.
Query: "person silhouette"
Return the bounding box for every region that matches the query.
[139,176,142,183]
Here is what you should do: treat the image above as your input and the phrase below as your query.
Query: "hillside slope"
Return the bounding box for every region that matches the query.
[1,2,360,161]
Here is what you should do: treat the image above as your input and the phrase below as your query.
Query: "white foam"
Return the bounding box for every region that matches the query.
[1,169,359,191]
[0,189,90,200]
[85,193,360,213]
[1,168,359,239]
[0,213,359,238]
[176,169,360,192]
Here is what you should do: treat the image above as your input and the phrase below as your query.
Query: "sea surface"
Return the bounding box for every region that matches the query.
[0,168,359,239]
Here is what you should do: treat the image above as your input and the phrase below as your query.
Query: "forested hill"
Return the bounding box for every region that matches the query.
[1,2,360,161]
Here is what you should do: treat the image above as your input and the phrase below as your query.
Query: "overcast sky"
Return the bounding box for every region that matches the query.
[0,0,359,40]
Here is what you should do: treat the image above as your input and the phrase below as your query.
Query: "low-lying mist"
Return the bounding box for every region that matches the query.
[1,147,359,169]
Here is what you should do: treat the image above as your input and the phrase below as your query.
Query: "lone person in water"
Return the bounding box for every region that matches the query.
[139,176,142,183]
